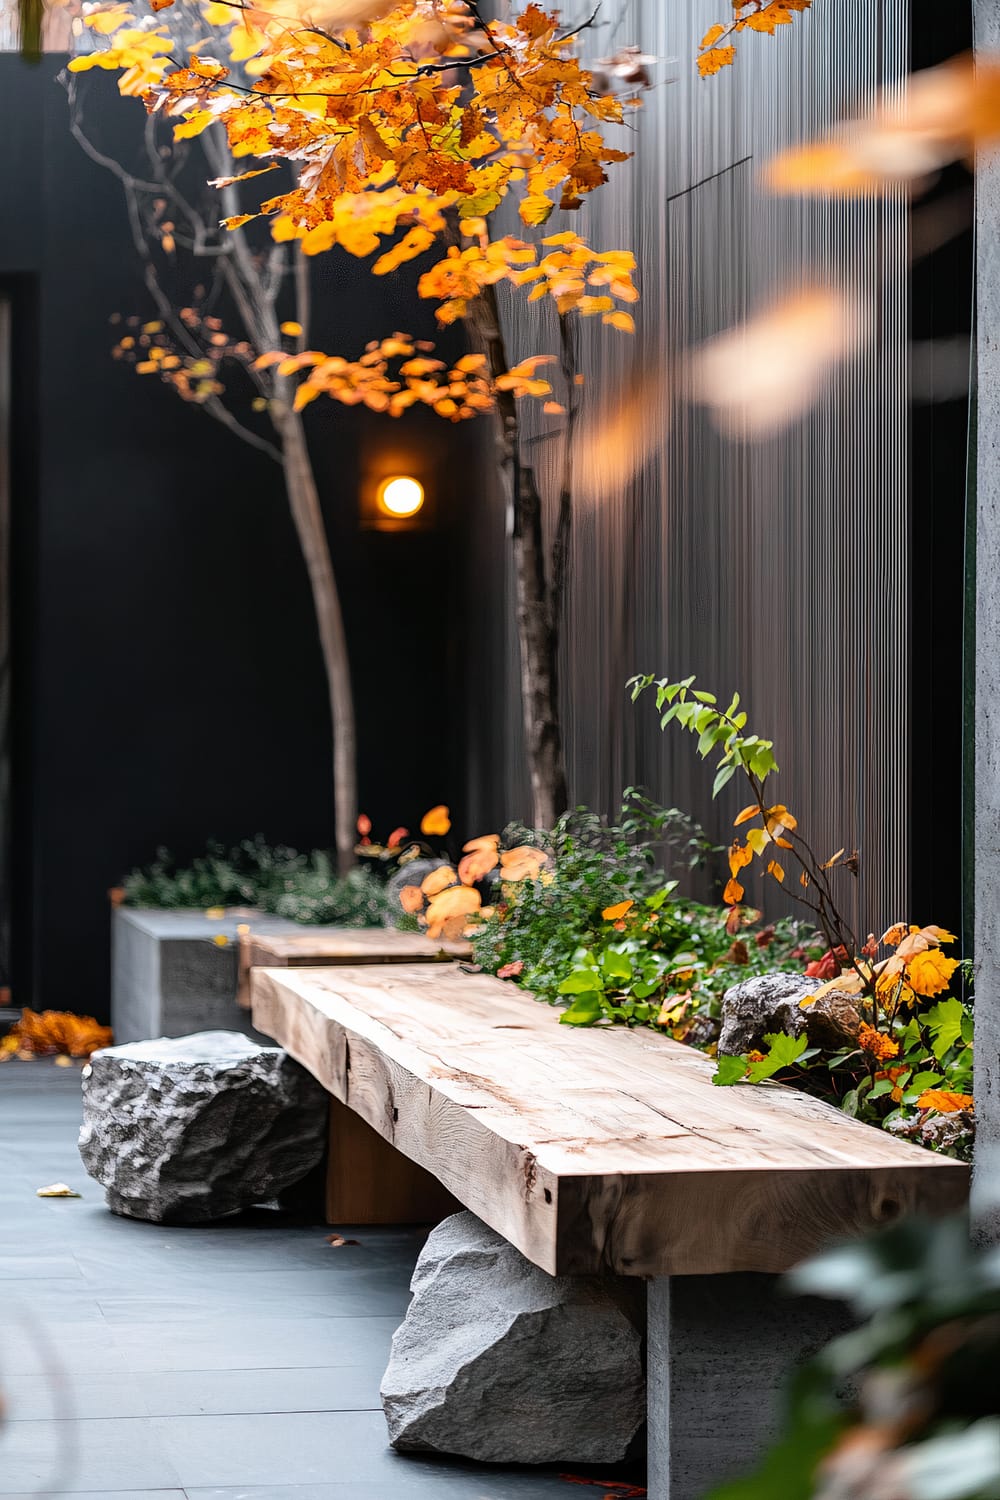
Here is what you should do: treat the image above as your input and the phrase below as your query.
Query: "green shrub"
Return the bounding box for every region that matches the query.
[121,838,389,926]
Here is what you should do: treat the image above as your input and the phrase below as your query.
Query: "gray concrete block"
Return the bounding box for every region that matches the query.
[111,908,297,1043]
[646,1274,851,1500]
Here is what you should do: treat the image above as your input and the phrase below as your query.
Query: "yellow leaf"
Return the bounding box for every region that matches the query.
[767,859,785,883]
[602,311,635,333]
[280,321,303,337]
[208,165,277,189]
[907,949,960,999]
[520,194,555,227]
[734,805,759,826]
[746,827,770,856]
[36,1182,82,1197]
[221,214,257,231]
[229,21,265,62]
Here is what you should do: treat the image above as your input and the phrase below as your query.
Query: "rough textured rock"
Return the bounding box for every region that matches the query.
[381,1211,645,1464]
[79,1031,327,1223]
[719,971,861,1056]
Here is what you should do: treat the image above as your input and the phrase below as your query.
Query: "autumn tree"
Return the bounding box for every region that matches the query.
[71,0,644,832]
[67,0,359,871]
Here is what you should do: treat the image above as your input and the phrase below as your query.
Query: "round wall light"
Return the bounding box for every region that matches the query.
[377,474,425,519]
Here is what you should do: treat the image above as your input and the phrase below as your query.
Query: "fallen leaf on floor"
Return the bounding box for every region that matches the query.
[36,1183,82,1198]
[54,1054,75,1067]
[326,1233,361,1248]
[559,1481,646,1498]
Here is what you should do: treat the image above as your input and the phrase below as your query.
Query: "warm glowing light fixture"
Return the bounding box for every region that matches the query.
[377,475,425,518]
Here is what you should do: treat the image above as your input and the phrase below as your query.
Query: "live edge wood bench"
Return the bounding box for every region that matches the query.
[250,961,969,1500]
[235,925,471,1010]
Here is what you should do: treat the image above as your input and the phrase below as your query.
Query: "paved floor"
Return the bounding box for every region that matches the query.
[0,1064,640,1500]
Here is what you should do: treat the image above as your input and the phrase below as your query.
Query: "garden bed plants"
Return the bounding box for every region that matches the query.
[397,688,976,1164]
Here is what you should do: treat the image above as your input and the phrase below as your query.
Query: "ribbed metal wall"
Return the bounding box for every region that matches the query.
[466,0,910,934]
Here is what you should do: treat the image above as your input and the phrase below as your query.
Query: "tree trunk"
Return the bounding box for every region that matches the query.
[275,406,358,874]
[465,282,568,830]
[513,463,568,830]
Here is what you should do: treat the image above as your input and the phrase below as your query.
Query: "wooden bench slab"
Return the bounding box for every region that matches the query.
[251,963,969,1278]
[236,925,471,1008]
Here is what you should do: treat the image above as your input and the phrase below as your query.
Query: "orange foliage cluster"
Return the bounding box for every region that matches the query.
[399,833,548,941]
[72,1,636,255]
[75,0,643,423]
[698,0,810,79]
[0,1010,113,1061]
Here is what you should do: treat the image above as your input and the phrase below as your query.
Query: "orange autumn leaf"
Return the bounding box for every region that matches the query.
[917,1089,974,1114]
[420,805,451,837]
[734,805,760,826]
[723,877,744,906]
[499,846,549,882]
[458,847,499,885]
[602,900,634,921]
[728,841,753,878]
[420,866,457,897]
[6,1009,113,1059]
[423,882,481,939]
[463,834,501,853]
[398,884,425,914]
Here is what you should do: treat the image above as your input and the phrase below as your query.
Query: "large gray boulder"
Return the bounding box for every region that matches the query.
[381,1211,645,1464]
[719,970,861,1056]
[79,1030,327,1223]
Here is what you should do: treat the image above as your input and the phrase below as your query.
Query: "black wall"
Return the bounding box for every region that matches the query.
[0,58,476,1021]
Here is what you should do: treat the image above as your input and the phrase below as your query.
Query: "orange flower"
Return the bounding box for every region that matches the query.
[859,1024,899,1061]
[398,885,425,914]
[907,949,960,999]
[917,1089,974,1114]
[420,805,451,837]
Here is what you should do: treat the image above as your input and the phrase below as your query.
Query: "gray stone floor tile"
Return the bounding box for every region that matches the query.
[106,1315,399,1372]
[1,1065,627,1499]
[0,1417,182,1493]
[7,1366,385,1420]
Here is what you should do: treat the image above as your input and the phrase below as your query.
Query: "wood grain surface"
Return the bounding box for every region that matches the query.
[236,926,471,1007]
[251,963,969,1277]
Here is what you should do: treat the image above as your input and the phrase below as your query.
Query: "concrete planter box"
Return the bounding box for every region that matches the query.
[111,907,300,1043]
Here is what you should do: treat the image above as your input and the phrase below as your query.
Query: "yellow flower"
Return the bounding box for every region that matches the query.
[907,949,960,998]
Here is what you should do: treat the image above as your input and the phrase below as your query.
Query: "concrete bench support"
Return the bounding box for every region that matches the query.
[647,1275,849,1500]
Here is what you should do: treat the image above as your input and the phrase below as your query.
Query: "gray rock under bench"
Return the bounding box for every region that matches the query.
[251,961,970,1500]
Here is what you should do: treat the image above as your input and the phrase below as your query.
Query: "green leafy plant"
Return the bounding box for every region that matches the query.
[631,672,975,1160]
[120,838,389,927]
[470,793,818,1043]
[707,1214,1000,1500]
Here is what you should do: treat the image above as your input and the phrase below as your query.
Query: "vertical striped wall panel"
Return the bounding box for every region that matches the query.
[466,0,910,934]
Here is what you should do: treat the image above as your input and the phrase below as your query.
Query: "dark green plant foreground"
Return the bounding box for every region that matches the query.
[471,794,820,1046]
[122,838,389,925]
[708,1215,1000,1500]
